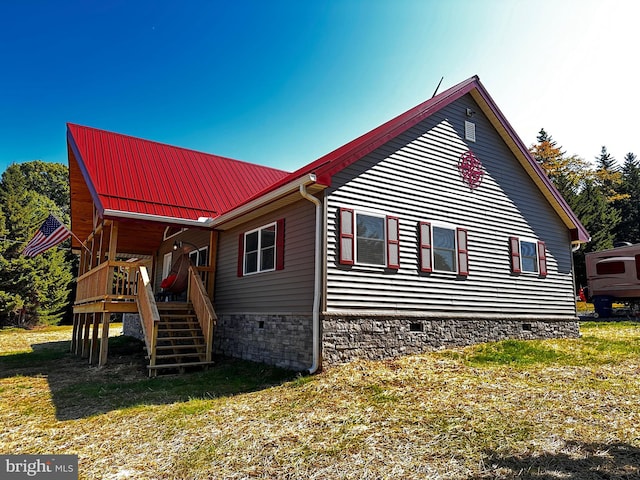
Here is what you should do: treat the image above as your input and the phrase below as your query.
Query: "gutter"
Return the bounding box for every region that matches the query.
[210,174,318,229]
[299,184,322,374]
[102,209,214,228]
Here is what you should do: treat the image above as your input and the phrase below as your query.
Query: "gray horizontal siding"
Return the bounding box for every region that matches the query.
[325,94,576,317]
[215,199,316,314]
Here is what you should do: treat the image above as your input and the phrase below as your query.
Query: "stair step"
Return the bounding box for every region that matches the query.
[155,352,206,360]
[158,327,200,332]
[148,360,215,370]
[157,336,204,342]
[156,344,205,351]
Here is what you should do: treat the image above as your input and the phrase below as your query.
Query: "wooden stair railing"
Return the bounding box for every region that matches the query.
[135,266,160,373]
[188,265,217,363]
[133,265,215,376]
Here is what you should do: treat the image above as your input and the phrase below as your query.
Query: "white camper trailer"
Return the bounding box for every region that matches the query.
[585,243,640,317]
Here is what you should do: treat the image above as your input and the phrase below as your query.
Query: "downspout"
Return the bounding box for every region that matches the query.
[299,184,322,374]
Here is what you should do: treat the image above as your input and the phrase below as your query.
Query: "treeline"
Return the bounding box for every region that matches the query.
[0,161,75,326]
[531,129,639,289]
[0,133,636,326]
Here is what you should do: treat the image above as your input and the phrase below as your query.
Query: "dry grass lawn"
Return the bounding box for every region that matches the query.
[1,322,639,479]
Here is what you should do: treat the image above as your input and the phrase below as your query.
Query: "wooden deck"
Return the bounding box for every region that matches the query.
[71,260,216,374]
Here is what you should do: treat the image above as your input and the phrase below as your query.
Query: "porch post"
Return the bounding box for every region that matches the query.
[89,313,100,365]
[74,313,85,355]
[99,313,110,367]
[208,230,218,299]
[70,313,79,353]
[81,313,91,358]
[108,221,119,260]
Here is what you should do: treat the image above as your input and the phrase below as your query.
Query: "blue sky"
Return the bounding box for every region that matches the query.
[1,0,638,175]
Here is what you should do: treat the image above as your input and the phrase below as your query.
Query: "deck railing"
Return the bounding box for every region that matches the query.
[188,265,217,362]
[136,266,160,366]
[74,259,215,370]
[75,260,143,305]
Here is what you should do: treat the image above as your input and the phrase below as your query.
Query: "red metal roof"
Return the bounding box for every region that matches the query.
[67,123,289,221]
[237,75,590,243]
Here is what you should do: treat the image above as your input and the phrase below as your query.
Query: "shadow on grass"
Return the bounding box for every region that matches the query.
[0,336,296,421]
[473,441,640,479]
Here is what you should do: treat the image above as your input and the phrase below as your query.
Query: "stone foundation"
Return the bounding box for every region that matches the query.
[322,315,580,365]
[122,313,145,341]
[214,314,313,371]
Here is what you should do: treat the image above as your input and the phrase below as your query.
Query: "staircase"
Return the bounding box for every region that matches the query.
[147,302,215,375]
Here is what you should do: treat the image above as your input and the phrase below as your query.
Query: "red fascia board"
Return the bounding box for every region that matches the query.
[251,77,480,197]
[314,76,479,180]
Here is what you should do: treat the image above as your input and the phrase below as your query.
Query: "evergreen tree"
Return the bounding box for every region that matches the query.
[615,152,640,243]
[594,146,626,202]
[0,162,74,326]
[572,178,621,288]
[529,128,588,208]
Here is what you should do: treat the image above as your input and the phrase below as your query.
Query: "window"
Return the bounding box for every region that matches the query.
[509,237,547,276]
[596,260,625,275]
[433,226,456,272]
[188,246,209,267]
[356,213,385,265]
[520,241,538,273]
[339,208,399,269]
[419,222,468,276]
[163,226,185,240]
[237,219,285,276]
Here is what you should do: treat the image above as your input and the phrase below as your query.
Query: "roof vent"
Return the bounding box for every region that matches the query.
[465,121,476,142]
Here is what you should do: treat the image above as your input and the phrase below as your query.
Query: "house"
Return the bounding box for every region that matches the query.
[68,75,589,375]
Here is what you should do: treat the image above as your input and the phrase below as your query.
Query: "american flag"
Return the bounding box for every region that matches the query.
[22,214,71,257]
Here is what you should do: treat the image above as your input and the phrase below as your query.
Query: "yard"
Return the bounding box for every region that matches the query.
[1,322,639,479]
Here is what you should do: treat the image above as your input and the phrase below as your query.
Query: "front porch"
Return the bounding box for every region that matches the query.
[70,219,217,376]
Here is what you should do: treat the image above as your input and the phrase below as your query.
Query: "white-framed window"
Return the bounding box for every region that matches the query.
[356,212,386,266]
[419,221,469,276]
[188,246,209,267]
[238,219,285,277]
[163,226,185,240]
[509,236,547,276]
[162,252,173,279]
[339,208,400,269]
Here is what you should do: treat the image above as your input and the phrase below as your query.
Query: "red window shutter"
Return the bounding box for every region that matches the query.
[509,236,521,273]
[419,222,432,273]
[339,208,354,265]
[386,216,400,269]
[276,218,285,271]
[457,228,469,276]
[237,233,245,277]
[538,240,547,277]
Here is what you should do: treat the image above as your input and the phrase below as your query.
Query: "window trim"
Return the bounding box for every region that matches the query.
[420,221,469,276]
[338,207,400,269]
[188,246,209,267]
[509,236,547,276]
[163,227,185,241]
[354,211,387,267]
[238,219,285,277]
[243,222,277,276]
